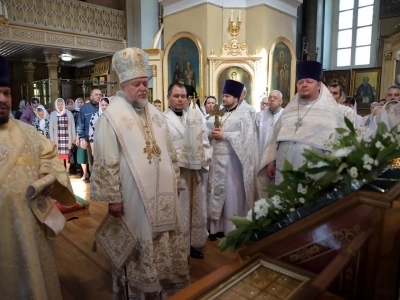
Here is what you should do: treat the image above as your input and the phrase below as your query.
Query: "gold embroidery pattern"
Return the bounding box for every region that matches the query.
[91,159,122,203]
[119,231,190,293]
[16,156,35,165]
[118,115,135,131]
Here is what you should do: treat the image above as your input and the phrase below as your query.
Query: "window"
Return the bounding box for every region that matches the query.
[333,0,377,68]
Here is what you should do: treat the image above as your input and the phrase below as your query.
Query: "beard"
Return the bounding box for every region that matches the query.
[0,114,9,125]
[132,98,148,108]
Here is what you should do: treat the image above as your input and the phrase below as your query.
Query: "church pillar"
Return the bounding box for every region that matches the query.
[44,52,59,106]
[126,0,159,48]
[23,61,35,100]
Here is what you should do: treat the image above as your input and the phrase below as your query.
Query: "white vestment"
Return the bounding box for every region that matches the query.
[91,92,189,299]
[256,107,284,158]
[206,104,258,235]
[257,85,346,195]
[338,104,357,128]
[163,107,212,253]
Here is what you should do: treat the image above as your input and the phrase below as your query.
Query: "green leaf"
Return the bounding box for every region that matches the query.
[344,116,356,135]
[228,216,252,226]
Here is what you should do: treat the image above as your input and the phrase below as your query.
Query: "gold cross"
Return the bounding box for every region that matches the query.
[188,92,201,109]
[143,140,153,163]
[207,104,225,128]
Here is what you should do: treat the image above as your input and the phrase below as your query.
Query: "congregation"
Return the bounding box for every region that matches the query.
[1,45,400,300]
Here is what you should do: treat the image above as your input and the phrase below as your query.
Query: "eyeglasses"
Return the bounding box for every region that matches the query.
[261,102,269,106]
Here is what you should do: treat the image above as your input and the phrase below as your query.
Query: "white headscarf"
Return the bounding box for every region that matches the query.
[19,100,26,112]
[379,100,400,131]
[368,106,383,133]
[36,105,49,131]
[98,97,109,116]
[54,98,66,116]
[74,98,83,111]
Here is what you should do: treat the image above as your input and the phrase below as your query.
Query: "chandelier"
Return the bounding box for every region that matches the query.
[0,1,8,28]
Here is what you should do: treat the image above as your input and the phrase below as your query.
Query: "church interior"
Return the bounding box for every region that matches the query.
[1,0,400,299]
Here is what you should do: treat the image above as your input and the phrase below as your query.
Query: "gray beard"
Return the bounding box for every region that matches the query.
[132,99,148,108]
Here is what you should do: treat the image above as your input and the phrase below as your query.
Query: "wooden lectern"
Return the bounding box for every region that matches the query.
[171,172,400,299]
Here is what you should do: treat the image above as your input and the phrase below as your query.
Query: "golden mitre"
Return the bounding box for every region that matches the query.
[112,47,148,83]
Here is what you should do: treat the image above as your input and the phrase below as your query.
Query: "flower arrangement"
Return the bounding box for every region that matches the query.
[218,118,400,252]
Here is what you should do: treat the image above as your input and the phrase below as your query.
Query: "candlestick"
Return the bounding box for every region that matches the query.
[238,10,241,22]
[230,9,233,22]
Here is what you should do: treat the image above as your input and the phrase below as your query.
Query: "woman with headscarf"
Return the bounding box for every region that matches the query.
[201,96,217,115]
[32,105,50,138]
[14,99,28,120]
[89,97,109,155]
[49,98,76,174]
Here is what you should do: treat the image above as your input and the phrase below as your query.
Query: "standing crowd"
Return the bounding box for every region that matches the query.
[1,47,400,300]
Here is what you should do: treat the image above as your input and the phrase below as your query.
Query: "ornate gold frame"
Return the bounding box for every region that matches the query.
[163,31,204,101]
[268,37,297,103]
[196,254,313,300]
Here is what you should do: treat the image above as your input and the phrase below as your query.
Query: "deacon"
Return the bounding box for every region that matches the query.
[163,83,212,259]
[207,79,257,239]
[0,55,76,299]
[256,90,284,158]
[258,61,345,193]
[90,48,189,299]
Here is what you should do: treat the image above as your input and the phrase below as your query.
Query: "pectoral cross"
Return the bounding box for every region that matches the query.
[207,104,225,128]
[294,118,302,133]
[143,140,153,163]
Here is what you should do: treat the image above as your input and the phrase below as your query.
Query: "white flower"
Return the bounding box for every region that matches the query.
[343,131,350,136]
[375,141,384,150]
[331,147,355,158]
[271,195,282,207]
[363,164,372,171]
[254,199,269,220]
[246,209,253,221]
[290,208,295,212]
[274,210,279,214]
[374,159,379,166]
[349,167,358,178]
[297,183,308,194]
[362,154,370,162]
[299,197,305,204]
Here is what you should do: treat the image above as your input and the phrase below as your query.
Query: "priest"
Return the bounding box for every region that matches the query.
[163,82,212,259]
[207,79,257,238]
[258,61,345,194]
[91,48,189,299]
[256,90,284,158]
[0,55,76,299]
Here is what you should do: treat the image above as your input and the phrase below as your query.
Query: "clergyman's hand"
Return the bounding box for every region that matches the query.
[266,164,276,179]
[108,203,124,217]
[211,128,224,140]
[39,174,55,197]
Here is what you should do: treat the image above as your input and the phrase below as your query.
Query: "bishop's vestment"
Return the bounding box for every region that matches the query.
[91,92,190,299]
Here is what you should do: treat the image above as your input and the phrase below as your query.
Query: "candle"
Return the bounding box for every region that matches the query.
[238,10,241,22]
[230,9,233,22]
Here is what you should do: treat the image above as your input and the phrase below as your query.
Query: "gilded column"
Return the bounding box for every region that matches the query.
[23,61,35,100]
[45,52,59,106]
